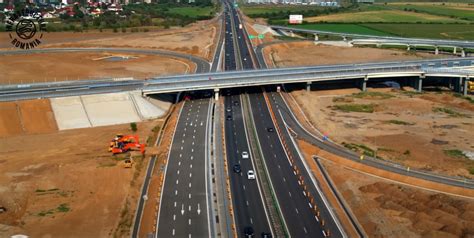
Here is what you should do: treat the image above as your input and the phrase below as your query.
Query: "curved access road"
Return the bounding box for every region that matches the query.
[0,47,210,73]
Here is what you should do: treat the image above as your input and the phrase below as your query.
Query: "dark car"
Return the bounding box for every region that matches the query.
[233,164,241,173]
[244,226,254,237]
[233,101,240,106]
[226,115,232,121]
[267,127,274,132]
[261,232,272,238]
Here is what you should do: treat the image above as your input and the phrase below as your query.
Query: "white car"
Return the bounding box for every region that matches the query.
[247,170,256,180]
[242,151,249,159]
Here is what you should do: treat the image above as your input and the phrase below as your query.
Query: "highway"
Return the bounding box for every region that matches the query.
[230,3,342,237]
[156,96,212,238]
[222,1,272,236]
[154,14,220,237]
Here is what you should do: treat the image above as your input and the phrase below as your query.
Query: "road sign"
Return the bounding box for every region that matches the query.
[248,35,255,39]
[258,34,264,39]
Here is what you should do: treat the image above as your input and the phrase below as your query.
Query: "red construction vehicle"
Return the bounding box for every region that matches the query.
[109,134,145,155]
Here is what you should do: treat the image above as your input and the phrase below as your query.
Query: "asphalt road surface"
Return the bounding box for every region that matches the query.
[222,1,272,236]
[226,1,333,237]
[247,88,327,237]
[156,97,212,238]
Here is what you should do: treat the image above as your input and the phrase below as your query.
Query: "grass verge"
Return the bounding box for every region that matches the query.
[333,103,376,113]
[444,149,468,159]
[352,91,394,99]
[342,142,382,158]
[386,120,415,125]
[433,107,469,117]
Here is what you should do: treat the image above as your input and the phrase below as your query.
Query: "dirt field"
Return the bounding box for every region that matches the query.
[263,41,440,68]
[0,18,219,60]
[291,88,474,178]
[322,158,474,237]
[0,119,162,237]
[0,102,23,136]
[0,52,191,84]
[0,99,57,136]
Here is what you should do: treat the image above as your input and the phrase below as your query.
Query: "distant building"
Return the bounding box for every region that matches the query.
[245,0,339,6]
[357,0,374,3]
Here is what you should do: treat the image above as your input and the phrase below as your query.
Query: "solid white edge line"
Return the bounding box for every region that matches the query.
[279,109,347,238]
[156,99,185,237]
[205,97,214,238]
[240,93,274,236]
[245,93,290,237]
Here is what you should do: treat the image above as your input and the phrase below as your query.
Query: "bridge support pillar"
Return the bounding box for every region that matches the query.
[453,77,462,93]
[314,34,319,41]
[453,47,457,55]
[416,75,425,92]
[461,49,466,57]
[214,88,219,101]
[464,77,470,96]
[306,82,312,92]
[342,36,347,42]
[361,76,368,92]
[435,47,439,55]
[407,45,411,51]
[290,31,295,37]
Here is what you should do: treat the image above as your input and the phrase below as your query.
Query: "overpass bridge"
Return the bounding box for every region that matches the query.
[270,25,474,56]
[0,57,473,102]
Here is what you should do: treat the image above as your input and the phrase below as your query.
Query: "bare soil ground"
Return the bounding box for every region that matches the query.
[0,99,57,136]
[0,52,191,84]
[0,31,118,49]
[264,41,441,68]
[0,119,162,237]
[291,88,474,178]
[0,102,23,136]
[297,139,474,237]
[323,157,474,238]
[0,18,219,60]
[17,99,58,134]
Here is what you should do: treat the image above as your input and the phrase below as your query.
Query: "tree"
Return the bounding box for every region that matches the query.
[130,122,137,132]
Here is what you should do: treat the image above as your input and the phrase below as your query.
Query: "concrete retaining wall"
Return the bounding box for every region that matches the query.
[50,96,92,130]
[50,92,170,130]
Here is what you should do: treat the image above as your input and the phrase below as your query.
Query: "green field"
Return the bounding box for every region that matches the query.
[363,23,474,39]
[304,9,469,23]
[293,24,394,36]
[241,5,327,15]
[293,23,474,40]
[386,4,474,21]
[168,6,215,18]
